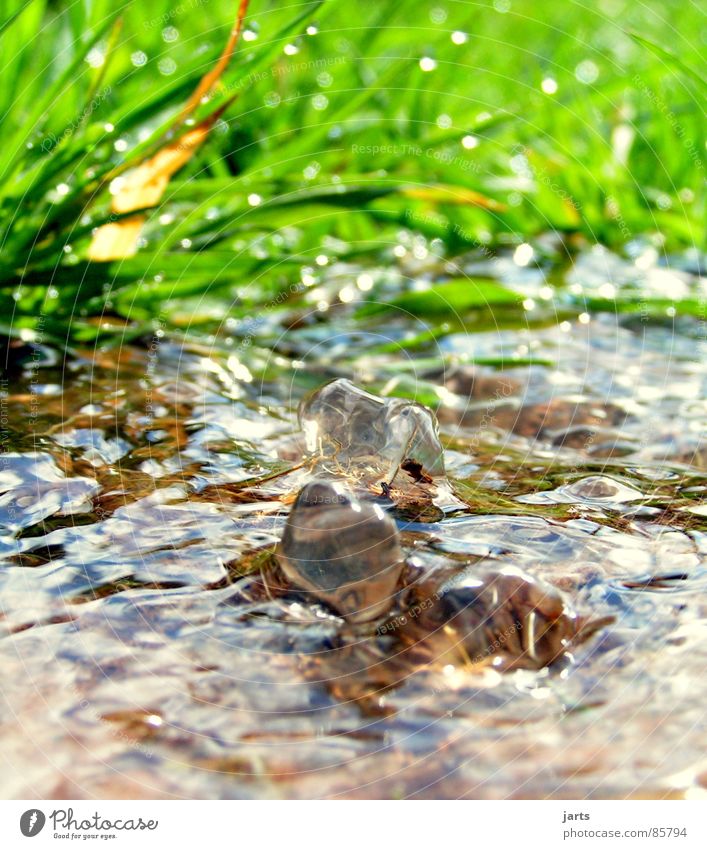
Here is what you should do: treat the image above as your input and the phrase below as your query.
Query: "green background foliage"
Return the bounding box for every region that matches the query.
[0,0,703,342]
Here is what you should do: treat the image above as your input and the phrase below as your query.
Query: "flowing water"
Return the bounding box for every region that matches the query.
[1,243,705,799]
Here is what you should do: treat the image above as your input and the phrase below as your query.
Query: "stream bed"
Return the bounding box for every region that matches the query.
[1,244,705,799]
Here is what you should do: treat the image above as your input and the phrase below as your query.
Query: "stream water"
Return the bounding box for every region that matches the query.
[1,244,705,799]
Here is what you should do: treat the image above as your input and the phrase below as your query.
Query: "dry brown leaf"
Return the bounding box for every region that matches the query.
[182,0,250,118]
[88,0,250,261]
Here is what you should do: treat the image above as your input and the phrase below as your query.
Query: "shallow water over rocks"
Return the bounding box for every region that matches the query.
[0,251,706,799]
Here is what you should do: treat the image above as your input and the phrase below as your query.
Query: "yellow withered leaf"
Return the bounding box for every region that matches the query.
[111,123,212,215]
[88,216,145,261]
[402,184,505,212]
[88,0,250,261]
[88,121,213,260]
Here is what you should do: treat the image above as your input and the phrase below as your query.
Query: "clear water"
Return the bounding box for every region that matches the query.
[1,244,705,799]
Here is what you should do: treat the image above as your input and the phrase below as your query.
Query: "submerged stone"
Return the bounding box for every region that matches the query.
[298,378,444,482]
[398,566,604,670]
[277,480,404,623]
[276,482,611,666]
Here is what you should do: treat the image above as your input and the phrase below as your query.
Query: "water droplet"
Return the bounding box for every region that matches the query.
[303,162,320,179]
[575,59,599,84]
[565,475,643,503]
[158,58,177,75]
[86,47,105,68]
[513,243,534,266]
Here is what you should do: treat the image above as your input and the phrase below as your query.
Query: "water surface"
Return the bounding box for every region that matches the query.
[1,244,705,799]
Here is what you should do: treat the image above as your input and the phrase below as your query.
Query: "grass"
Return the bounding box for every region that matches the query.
[0,0,703,344]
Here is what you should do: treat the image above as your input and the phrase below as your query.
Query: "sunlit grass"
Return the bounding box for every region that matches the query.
[0,0,703,342]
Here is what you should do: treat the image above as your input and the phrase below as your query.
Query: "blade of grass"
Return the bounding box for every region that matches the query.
[629,30,706,93]
[356,279,522,318]
[0,13,119,180]
[0,0,39,37]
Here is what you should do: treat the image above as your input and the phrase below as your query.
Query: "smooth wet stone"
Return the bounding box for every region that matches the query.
[424,364,522,400]
[511,399,628,439]
[277,481,404,623]
[299,378,444,480]
[402,567,599,670]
